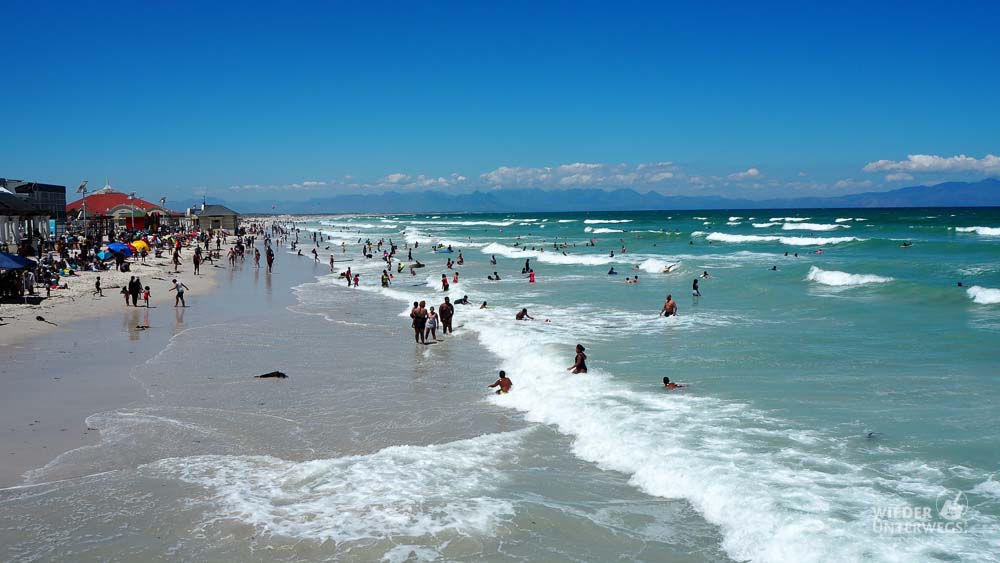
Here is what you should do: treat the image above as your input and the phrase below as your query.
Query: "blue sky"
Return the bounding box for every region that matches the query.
[3,0,999,206]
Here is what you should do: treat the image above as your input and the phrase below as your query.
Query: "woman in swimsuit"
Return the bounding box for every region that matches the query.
[568,344,588,374]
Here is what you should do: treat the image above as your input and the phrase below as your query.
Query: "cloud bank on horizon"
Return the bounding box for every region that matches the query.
[217,153,1000,201]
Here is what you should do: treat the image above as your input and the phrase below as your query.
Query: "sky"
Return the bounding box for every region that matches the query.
[3,0,999,208]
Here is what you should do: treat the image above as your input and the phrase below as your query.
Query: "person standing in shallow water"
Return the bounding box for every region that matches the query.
[568,344,588,374]
[412,300,428,344]
[438,296,454,335]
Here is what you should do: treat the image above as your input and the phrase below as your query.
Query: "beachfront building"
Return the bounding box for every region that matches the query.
[0,186,49,253]
[1,179,67,235]
[190,202,240,232]
[65,182,179,237]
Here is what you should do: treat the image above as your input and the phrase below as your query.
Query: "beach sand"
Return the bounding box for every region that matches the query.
[0,255,219,349]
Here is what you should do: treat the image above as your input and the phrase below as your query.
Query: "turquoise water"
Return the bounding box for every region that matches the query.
[296,208,1000,561]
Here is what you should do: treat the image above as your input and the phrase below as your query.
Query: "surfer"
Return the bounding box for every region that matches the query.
[660,294,677,317]
[663,377,685,390]
[568,344,588,374]
[700,271,710,279]
[488,370,512,394]
[516,308,534,321]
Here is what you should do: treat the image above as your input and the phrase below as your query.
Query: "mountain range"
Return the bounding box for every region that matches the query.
[231,178,1000,214]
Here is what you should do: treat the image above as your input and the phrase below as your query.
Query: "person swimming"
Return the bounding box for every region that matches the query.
[516,308,533,320]
[663,376,685,390]
[608,267,617,275]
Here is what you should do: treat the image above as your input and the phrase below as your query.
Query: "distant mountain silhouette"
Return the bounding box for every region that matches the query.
[237,178,1000,214]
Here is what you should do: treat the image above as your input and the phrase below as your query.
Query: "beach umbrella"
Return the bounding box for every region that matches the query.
[96,250,114,261]
[0,252,33,270]
[132,240,150,252]
[107,242,133,257]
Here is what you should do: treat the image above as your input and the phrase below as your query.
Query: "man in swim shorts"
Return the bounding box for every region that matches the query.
[660,294,677,317]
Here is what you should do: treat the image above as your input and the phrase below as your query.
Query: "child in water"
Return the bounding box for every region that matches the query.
[663,377,685,390]
[489,370,512,394]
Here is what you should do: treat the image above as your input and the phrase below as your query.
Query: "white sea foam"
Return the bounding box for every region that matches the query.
[583,219,633,224]
[705,233,861,246]
[728,216,743,221]
[781,223,850,232]
[726,221,741,226]
[585,227,624,234]
[693,217,707,220]
[405,219,516,227]
[752,222,780,228]
[481,243,618,266]
[636,258,677,273]
[967,286,1000,305]
[806,266,893,287]
[834,218,853,223]
[955,226,1000,236]
[557,219,577,223]
[146,430,526,544]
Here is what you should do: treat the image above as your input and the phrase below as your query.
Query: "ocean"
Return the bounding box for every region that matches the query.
[2,207,999,562]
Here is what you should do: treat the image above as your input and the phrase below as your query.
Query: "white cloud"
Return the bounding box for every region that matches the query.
[863,154,1000,174]
[728,167,761,180]
[480,161,678,188]
[885,172,914,182]
[833,178,874,190]
[382,173,411,184]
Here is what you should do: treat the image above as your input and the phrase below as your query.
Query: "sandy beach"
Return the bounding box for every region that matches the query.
[0,251,222,486]
[0,254,219,350]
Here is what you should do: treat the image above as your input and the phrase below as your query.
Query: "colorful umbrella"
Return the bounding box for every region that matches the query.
[0,252,34,270]
[107,242,133,257]
[132,240,150,252]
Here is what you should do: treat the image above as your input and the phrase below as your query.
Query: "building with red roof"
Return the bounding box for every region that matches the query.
[66,181,181,234]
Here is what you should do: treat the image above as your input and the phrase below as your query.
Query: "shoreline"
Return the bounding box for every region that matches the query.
[0,248,225,486]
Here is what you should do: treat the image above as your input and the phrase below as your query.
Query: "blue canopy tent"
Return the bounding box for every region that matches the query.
[0,252,34,270]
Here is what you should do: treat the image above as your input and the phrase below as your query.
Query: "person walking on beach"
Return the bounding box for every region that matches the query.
[439,296,454,334]
[329,255,335,273]
[128,276,142,306]
[488,370,512,394]
[93,276,103,297]
[266,248,274,273]
[254,248,261,269]
[353,274,360,287]
[172,250,182,273]
[568,344,588,374]
[143,285,151,307]
[170,279,189,307]
[120,285,130,306]
[193,250,202,275]
[660,294,677,317]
